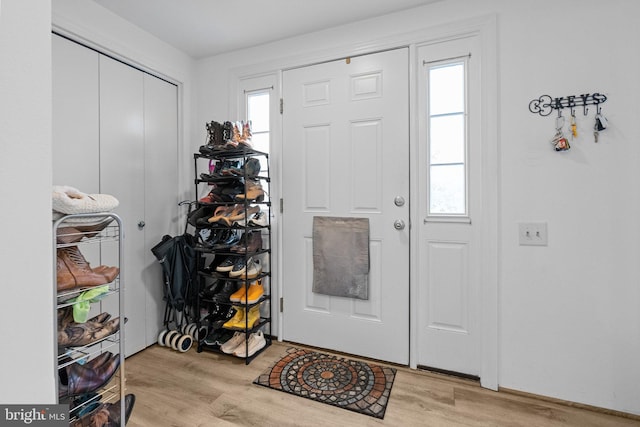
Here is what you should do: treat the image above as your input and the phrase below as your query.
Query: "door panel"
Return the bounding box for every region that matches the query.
[417,36,482,376]
[52,35,100,193]
[99,55,146,356]
[142,74,179,347]
[282,48,409,364]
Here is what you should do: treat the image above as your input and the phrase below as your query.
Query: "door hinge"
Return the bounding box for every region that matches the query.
[280,198,284,214]
[279,297,284,312]
[280,98,283,114]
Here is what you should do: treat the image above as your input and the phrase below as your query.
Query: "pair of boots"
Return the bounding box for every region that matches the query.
[58,306,122,347]
[222,304,261,329]
[57,246,119,292]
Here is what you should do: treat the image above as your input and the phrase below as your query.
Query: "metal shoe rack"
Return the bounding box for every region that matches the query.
[53,213,125,424]
[192,147,272,364]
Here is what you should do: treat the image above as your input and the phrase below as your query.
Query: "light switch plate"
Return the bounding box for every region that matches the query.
[518,222,548,246]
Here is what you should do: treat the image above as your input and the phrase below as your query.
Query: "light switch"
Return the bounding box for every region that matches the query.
[518,222,548,246]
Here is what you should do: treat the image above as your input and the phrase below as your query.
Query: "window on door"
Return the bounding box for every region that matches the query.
[246,89,270,157]
[426,59,468,217]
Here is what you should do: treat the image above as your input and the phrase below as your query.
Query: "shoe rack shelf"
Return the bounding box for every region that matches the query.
[53,212,126,425]
[191,146,272,364]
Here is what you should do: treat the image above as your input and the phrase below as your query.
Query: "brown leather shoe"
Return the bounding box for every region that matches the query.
[59,353,121,399]
[57,256,78,291]
[70,393,135,427]
[92,265,120,283]
[56,218,114,244]
[57,246,116,288]
[58,314,121,347]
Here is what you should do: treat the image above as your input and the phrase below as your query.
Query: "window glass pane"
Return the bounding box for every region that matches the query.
[247,92,270,132]
[430,114,465,164]
[430,164,466,214]
[429,64,464,115]
[251,132,269,157]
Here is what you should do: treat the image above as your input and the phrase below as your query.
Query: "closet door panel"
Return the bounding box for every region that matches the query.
[52,35,100,193]
[142,74,179,346]
[99,55,147,356]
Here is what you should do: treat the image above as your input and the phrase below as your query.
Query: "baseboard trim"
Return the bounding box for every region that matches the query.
[499,387,640,421]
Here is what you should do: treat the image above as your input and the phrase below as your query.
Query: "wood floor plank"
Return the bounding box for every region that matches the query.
[124,342,639,427]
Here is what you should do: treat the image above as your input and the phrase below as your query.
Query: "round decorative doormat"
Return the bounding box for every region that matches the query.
[253,347,396,419]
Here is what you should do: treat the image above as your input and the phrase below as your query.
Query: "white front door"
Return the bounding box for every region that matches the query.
[282,48,410,364]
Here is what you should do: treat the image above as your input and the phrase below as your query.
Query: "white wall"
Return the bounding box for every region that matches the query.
[0,0,55,403]
[194,0,640,415]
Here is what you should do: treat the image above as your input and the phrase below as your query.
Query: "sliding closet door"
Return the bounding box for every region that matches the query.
[52,35,99,192]
[142,74,179,347]
[53,34,179,356]
[99,55,147,356]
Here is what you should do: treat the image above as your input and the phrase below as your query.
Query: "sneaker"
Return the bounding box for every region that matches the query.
[216,256,238,272]
[234,331,266,358]
[229,257,262,279]
[220,331,247,354]
[248,211,268,227]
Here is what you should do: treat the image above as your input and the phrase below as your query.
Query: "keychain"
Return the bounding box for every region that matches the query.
[551,114,570,151]
[593,108,608,143]
[570,112,578,139]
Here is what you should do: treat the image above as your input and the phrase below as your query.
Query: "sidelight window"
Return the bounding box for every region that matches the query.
[427,61,467,216]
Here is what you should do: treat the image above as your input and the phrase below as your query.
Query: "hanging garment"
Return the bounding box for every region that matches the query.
[312,216,370,300]
[151,234,197,311]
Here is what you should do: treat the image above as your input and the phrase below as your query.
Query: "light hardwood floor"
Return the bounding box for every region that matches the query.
[124,341,639,427]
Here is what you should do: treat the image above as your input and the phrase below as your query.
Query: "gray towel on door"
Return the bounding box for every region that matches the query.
[312,216,369,300]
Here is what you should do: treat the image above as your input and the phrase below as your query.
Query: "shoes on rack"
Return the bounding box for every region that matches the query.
[227,157,260,178]
[233,330,266,358]
[220,331,247,354]
[228,283,247,303]
[56,217,114,244]
[215,256,239,273]
[241,280,264,305]
[58,308,122,348]
[57,246,119,291]
[229,257,262,279]
[229,205,261,227]
[248,211,268,227]
[234,179,265,202]
[224,303,261,330]
[223,306,245,329]
[91,265,119,283]
[188,205,218,229]
[211,281,238,304]
[209,305,237,329]
[70,393,135,427]
[200,280,224,299]
[230,230,263,253]
[58,353,121,399]
[239,121,253,148]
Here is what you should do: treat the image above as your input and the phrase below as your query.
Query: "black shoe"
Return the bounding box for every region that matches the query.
[188,205,217,229]
[216,256,238,272]
[211,230,240,250]
[212,281,237,304]
[210,306,237,329]
[200,280,224,299]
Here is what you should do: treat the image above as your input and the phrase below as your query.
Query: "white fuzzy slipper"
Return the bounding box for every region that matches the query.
[52,186,119,215]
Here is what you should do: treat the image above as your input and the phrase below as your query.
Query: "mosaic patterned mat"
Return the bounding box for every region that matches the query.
[253,347,396,419]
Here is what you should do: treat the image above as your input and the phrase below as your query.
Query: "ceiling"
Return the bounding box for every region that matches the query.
[91,0,440,59]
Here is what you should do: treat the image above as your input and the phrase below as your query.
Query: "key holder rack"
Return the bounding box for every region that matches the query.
[529,92,607,116]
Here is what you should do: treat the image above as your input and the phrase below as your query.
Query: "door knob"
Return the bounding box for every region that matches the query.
[394,196,405,207]
[137,221,146,229]
[393,219,405,230]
